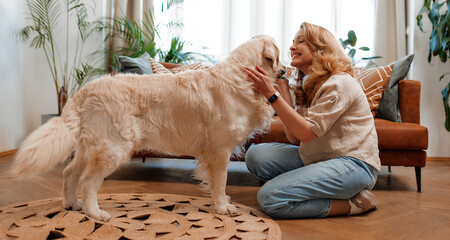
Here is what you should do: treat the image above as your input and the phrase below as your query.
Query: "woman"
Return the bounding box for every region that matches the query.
[243,22,380,218]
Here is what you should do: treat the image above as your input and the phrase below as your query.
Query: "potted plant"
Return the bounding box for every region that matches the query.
[18,0,103,117]
[340,30,381,65]
[99,1,213,72]
[416,0,450,131]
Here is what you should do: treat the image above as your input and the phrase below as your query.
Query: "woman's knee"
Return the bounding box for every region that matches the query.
[257,183,282,216]
[257,184,330,219]
[245,144,277,180]
[256,183,301,218]
[246,144,270,167]
[246,143,271,160]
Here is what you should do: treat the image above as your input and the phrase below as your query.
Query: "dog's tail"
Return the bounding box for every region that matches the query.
[10,90,84,178]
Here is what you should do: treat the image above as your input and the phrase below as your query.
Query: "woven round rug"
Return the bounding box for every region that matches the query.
[0,194,281,240]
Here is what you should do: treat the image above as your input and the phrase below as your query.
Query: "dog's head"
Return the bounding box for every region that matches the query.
[250,34,283,78]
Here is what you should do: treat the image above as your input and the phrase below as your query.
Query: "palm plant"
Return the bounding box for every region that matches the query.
[99,0,210,71]
[100,9,159,72]
[158,37,195,64]
[18,0,103,115]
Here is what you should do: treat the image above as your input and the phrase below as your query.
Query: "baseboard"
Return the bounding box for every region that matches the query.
[0,149,17,158]
[427,157,450,162]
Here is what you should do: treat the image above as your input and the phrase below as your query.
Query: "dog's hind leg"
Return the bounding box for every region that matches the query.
[79,144,128,222]
[62,150,84,211]
[197,151,238,215]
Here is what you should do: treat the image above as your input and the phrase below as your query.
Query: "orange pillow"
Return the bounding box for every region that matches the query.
[148,57,172,74]
[170,62,208,73]
[149,57,208,74]
[354,64,394,116]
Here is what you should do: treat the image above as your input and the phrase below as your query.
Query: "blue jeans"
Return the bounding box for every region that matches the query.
[245,143,378,219]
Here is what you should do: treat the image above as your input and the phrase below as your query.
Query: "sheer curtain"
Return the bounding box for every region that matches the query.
[373,0,407,66]
[181,0,375,65]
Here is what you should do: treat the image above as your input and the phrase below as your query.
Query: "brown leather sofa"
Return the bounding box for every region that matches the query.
[134,63,428,192]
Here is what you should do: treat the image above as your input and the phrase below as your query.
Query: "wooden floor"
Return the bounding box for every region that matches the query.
[1,155,449,240]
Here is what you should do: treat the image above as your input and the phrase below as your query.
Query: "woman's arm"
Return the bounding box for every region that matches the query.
[275,77,301,144]
[244,66,317,143]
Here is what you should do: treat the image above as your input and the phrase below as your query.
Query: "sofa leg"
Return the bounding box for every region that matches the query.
[142,157,146,163]
[415,167,422,193]
[388,166,391,172]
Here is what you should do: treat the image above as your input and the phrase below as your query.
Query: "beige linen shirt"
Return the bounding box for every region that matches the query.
[298,73,381,171]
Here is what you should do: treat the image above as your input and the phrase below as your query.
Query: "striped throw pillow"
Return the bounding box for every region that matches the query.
[355,64,394,116]
[170,62,208,73]
[148,57,173,74]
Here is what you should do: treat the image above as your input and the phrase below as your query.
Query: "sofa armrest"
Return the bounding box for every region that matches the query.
[398,80,421,124]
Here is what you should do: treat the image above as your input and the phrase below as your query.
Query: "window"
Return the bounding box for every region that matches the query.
[290,0,375,64]
[154,0,375,65]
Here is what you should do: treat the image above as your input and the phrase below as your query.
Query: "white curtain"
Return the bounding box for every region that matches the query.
[222,0,290,64]
[373,0,407,65]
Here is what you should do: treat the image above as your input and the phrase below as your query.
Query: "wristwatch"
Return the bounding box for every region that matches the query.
[267,91,280,104]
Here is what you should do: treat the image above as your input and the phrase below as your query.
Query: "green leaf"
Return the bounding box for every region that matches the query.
[447,0,450,25]
[417,3,428,32]
[362,56,382,60]
[358,46,370,51]
[341,39,351,48]
[443,36,450,51]
[347,30,357,46]
[430,29,442,55]
[349,48,356,58]
[442,80,450,131]
[440,72,450,81]
[440,49,448,62]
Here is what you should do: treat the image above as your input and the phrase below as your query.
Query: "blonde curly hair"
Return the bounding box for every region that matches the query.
[292,22,354,107]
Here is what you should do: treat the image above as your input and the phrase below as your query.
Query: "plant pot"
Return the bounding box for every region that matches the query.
[41,114,59,125]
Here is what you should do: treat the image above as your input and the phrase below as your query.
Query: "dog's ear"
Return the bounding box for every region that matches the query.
[263,40,280,71]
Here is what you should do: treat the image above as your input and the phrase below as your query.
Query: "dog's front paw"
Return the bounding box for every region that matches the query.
[216,203,238,215]
[88,210,112,222]
[63,199,83,211]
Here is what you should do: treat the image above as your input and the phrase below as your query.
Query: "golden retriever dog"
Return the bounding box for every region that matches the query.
[10,34,280,222]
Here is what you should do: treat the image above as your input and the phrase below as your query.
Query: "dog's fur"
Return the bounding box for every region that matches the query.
[10,35,281,221]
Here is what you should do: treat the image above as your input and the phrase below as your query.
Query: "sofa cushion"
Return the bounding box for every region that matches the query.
[375,118,428,150]
[149,57,173,74]
[375,54,414,122]
[170,62,208,73]
[117,52,153,74]
[149,57,207,74]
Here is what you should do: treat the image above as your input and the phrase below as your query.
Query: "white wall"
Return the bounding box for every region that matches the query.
[0,1,25,152]
[0,0,104,152]
[410,0,450,157]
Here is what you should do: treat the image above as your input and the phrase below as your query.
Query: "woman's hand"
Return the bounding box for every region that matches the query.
[244,66,317,143]
[275,76,290,98]
[243,66,277,99]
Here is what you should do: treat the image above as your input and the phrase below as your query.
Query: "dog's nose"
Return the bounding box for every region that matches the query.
[276,69,285,79]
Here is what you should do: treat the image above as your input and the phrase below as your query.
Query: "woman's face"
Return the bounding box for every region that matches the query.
[290,29,314,74]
